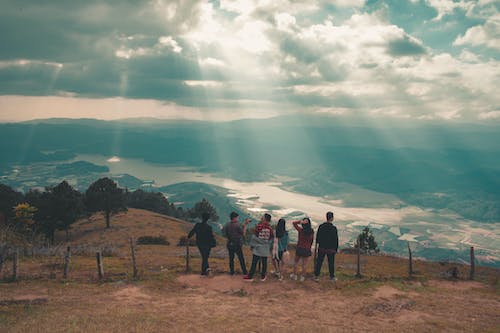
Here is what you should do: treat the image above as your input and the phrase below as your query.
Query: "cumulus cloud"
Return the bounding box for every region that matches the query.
[0,0,499,122]
[454,14,500,50]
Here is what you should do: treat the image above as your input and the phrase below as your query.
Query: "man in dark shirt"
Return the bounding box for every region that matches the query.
[314,211,339,281]
[222,212,250,275]
[188,212,216,276]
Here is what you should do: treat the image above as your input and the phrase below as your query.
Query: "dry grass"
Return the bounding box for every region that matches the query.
[1,209,499,333]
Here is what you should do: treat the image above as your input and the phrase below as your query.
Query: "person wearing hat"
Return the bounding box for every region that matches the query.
[314,211,339,282]
[222,211,250,275]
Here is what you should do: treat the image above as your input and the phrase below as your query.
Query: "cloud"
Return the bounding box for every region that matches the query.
[478,110,500,120]
[454,14,500,50]
[387,36,427,57]
[425,0,474,20]
[0,0,499,123]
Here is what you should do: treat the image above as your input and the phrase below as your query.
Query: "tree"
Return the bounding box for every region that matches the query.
[13,203,38,244]
[188,198,219,222]
[85,178,126,228]
[0,184,23,225]
[356,227,379,254]
[126,189,172,215]
[50,181,84,239]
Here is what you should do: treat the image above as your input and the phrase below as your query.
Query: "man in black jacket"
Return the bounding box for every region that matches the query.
[314,211,339,281]
[188,212,216,275]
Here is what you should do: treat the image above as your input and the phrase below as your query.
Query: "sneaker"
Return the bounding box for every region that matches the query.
[313,276,320,282]
[290,274,298,281]
[278,274,283,281]
[260,275,267,282]
[300,276,305,282]
[330,277,338,282]
[243,275,254,281]
[270,270,276,274]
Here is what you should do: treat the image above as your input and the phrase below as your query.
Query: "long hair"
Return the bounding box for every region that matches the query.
[276,218,286,238]
[302,218,314,236]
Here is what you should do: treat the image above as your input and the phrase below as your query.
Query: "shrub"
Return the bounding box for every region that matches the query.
[177,236,196,246]
[137,235,170,246]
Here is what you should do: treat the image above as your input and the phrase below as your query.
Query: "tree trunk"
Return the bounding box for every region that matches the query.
[105,210,110,228]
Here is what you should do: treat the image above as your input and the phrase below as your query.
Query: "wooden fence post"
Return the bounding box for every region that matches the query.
[129,238,138,279]
[407,242,413,279]
[12,249,19,281]
[0,250,4,274]
[63,246,71,279]
[355,241,362,278]
[185,243,190,273]
[469,246,475,280]
[96,251,104,280]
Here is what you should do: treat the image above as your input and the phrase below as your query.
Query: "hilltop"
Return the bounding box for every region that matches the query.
[0,209,499,332]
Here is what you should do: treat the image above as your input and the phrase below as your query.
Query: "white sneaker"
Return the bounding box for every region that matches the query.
[300,276,305,282]
[313,276,320,282]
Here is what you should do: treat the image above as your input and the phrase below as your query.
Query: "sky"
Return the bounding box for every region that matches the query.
[0,0,499,122]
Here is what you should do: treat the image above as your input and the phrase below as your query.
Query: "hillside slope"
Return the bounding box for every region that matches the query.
[1,209,499,333]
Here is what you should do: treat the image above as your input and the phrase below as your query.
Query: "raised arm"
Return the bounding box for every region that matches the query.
[243,218,251,235]
[292,220,301,232]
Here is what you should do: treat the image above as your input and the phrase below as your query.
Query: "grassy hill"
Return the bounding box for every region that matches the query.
[0,209,499,332]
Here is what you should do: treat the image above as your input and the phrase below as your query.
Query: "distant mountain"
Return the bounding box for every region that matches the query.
[1,117,500,221]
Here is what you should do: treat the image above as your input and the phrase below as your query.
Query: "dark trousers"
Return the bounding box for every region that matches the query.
[248,254,267,279]
[228,245,247,275]
[315,251,336,278]
[198,246,211,275]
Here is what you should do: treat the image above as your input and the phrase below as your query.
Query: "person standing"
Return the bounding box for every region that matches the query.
[271,218,289,280]
[187,212,216,276]
[314,211,339,282]
[244,213,274,282]
[291,218,314,281]
[222,211,250,275]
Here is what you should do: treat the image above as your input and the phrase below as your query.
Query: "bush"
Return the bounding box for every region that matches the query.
[136,235,170,245]
[177,236,196,246]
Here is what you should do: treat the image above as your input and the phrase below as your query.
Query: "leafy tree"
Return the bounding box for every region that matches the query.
[188,198,219,222]
[25,189,55,243]
[356,227,379,254]
[13,203,38,245]
[0,184,23,225]
[50,181,85,239]
[25,182,84,243]
[85,178,126,228]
